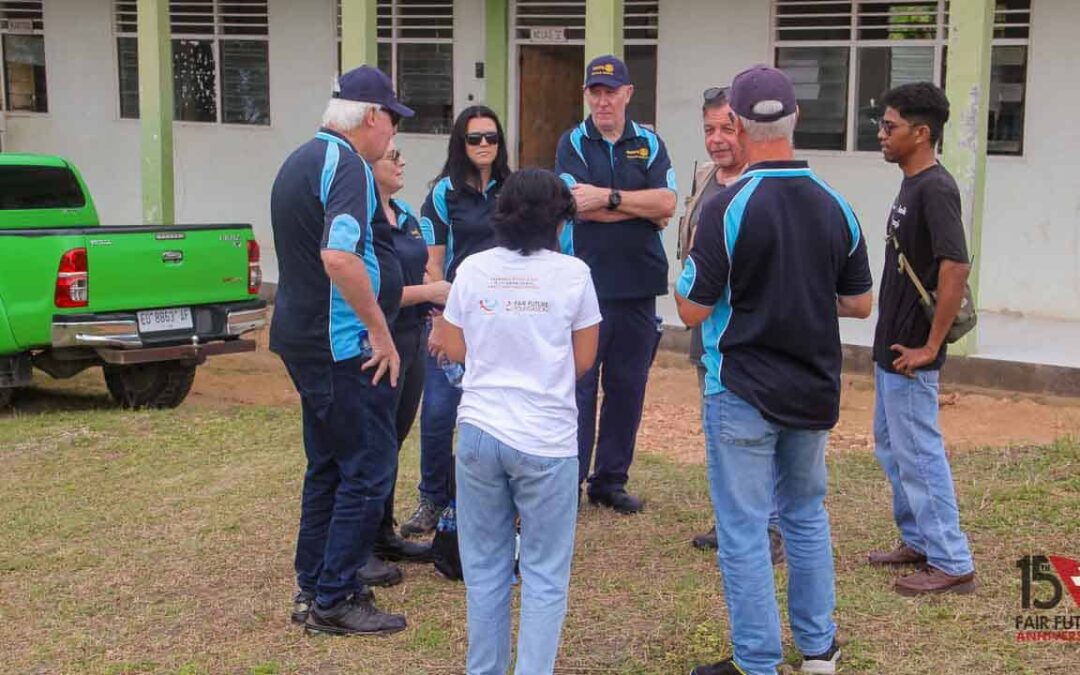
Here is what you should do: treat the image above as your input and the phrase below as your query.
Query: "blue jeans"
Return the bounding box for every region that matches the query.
[455,423,578,675]
[283,356,398,608]
[419,346,462,506]
[704,391,836,675]
[873,365,973,576]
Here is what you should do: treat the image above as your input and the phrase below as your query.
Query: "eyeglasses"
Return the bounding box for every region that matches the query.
[876,118,914,136]
[465,132,499,146]
[383,149,403,164]
[703,86,729,104]
[380,106,402,128]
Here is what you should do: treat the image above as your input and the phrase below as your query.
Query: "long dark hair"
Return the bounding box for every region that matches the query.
[434,105,511,190]
[492,169,576,256]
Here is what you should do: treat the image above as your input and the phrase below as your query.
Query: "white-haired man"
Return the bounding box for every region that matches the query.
[677,65,873,675]
[270,65,413,636]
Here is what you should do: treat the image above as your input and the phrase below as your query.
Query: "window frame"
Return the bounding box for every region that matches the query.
[770,0,1032,157]
[0,1,48,115]
[113,0,272,127]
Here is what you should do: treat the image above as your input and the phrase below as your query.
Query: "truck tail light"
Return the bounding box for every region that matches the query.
[55,248,89,308]
[247,239,262,295]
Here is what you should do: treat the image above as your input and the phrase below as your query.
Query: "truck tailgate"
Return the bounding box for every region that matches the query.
[84,224,254,313]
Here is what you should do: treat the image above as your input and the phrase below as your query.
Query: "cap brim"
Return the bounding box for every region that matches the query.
[385,99,415,118]
[585,75,628,89]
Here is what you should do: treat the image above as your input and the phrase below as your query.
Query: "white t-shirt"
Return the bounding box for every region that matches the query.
[443,247,602,458]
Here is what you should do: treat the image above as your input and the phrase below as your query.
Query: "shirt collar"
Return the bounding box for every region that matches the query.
[745,160,809,172]
[315,127,357,153]
[583,116,640,143]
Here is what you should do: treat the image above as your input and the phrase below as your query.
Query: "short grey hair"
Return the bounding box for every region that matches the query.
[321,98,377,132]
[738,111,797,142]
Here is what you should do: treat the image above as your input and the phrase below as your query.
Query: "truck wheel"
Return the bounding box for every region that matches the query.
[103,361,197,409]
[0,387,13,409]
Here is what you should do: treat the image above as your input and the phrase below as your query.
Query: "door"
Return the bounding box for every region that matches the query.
[518,45,584,170]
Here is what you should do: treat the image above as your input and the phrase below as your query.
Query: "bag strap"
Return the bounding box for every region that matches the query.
[888,230,935,306]
[686,164,722,224]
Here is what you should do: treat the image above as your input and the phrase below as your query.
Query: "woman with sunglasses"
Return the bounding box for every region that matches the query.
[359,139,453,586]
[400,105,512,539]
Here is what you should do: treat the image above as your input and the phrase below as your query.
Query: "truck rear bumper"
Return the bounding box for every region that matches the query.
[51,300,268,350]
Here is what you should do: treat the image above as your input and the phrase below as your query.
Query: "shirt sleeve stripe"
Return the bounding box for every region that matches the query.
[809,175,862,256]
[319,142,340,207]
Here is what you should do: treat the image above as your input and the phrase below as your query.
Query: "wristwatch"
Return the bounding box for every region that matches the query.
[606,189,622,210]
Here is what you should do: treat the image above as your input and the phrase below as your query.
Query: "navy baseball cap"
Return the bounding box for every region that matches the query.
[333,65,415,118]
[584,55,631,89]
[729,65,797,122]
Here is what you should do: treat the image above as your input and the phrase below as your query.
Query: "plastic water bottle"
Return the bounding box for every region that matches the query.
[442,361,465,388]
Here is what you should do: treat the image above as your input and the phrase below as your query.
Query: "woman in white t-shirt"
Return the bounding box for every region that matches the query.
[430,168,601,675]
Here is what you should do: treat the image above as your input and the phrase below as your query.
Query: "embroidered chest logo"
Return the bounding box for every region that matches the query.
[625,147,650,161]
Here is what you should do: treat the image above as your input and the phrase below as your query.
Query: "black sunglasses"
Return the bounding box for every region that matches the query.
[465,132,500,146]
[380,106,402,127]
[703,86,729,103]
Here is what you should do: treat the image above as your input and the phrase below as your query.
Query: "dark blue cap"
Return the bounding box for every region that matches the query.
[333,65,415,118]
[729,65,797,122]
[584,55,631,89]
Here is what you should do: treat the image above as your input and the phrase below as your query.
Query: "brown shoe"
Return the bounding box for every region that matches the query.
[894,566,976,596]
[868,542,927,566]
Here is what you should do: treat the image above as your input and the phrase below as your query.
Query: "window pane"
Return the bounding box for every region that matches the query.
[173,39,217,122]
[377,42,391,76]
[858,1,939,41]
[855,46,934,151]
[117,37,140,118]
[0,166,85,210]
[625,44,656,126]
[777,47,849,151]
[988,45,1026,155]
[2,34,48,112]
[220,40,269,125]
[396,42,452,134]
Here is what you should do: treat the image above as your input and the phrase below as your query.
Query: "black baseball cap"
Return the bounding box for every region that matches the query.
[333,65,415,118]
[729,65,797,122]
[584,55,631,89]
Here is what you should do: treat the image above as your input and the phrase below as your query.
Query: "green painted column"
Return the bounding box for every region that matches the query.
[585,0,623,64]
[341,0,378,70]
[484,0,509,123]
[137,0,174,225]
[942,0,994,356]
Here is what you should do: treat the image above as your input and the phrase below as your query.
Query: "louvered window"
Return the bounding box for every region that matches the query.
[773,0,1031,155]
[114,0,270,126]
[1,0,47,112]
[336,0,454,135]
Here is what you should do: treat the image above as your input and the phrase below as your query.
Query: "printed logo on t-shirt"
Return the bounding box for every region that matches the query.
[479,298,498,315]
[503,299,550,314]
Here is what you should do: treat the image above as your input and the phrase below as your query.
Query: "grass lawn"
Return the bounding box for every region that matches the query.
[1,399,1077,674]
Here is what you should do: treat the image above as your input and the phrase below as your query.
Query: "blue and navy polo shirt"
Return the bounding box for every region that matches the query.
[390,198,435,334]
[677,160,873,430]
[269,127,403,363]
[555,116,677,300]
[420,176,501,283]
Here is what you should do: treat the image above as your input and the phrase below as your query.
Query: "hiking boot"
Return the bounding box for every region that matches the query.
[801,639,840,674]
[692,528,718,550]
[304,592,406,636]
[400,497,441,538]
[374,531,436,563]
[588,488,643,514]
[357,556,404,587]
[291,589,314,625]
[768,525,785,566]
[868,542,928,566]
[689,658,746,675]
[894,566,977,596]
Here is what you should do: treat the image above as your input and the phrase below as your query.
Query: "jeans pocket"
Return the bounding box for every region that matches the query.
[717,393,773,447]
[285,361,334,421]
[519,451,565,473]
[456,423,483,466]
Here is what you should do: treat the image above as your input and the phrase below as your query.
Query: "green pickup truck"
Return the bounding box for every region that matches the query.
[0,153,268,409]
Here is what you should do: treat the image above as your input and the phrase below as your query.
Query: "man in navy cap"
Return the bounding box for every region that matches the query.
[555,54,677,515]
[676,65,873,675]
[270,65,414,636]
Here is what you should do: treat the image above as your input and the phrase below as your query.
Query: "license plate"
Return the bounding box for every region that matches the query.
[137,307,193,333]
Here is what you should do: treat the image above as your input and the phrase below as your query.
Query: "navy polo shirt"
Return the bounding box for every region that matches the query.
[677,161,873,430]
[269,128,403,363]
[555,117,677,300]
[390,198,435,333]
[420,176,500,283]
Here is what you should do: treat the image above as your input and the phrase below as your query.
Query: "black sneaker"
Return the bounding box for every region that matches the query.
[800,639,840,674]
[374,532,436,563]
[690,658,746,675]
[291,589,314,625]
[400,498,441,538]
[357,556,404,587]
[304,592,406,636]
[588,488,643,514]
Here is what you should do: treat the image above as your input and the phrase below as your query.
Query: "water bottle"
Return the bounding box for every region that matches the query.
[441,361,465,389]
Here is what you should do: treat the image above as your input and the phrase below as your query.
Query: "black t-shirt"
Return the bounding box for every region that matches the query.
[873,163,970,373]
[390,199,434,336]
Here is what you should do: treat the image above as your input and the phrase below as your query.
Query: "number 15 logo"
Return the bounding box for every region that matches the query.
[1017,555,1080,610]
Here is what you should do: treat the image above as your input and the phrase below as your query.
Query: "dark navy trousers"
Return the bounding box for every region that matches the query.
[283,355,398,608]
[417,335,462,507]
[576,296,661,493]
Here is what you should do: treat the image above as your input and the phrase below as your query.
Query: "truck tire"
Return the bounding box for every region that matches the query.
[0,387,13,409]
[103,361,197,409]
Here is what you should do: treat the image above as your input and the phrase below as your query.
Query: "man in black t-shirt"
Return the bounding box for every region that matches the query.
[867,83,976,597]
